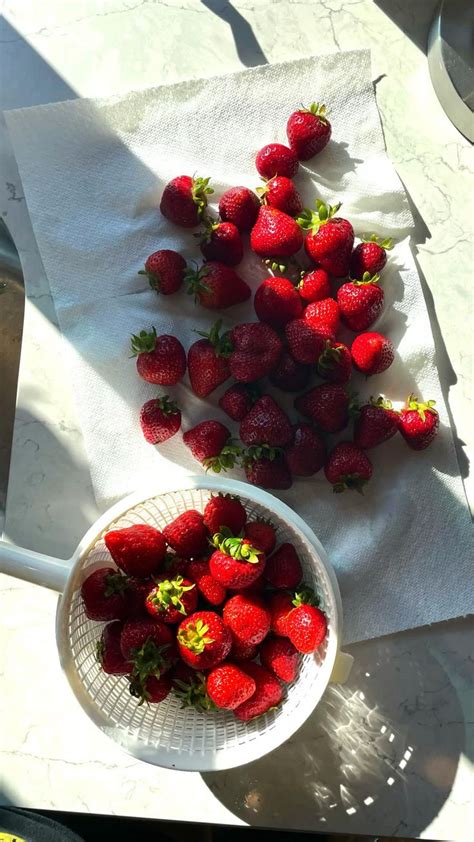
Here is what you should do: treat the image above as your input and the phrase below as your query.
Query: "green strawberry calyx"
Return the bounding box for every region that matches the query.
[138,267,163,292]
[369,395,397,412]
[173,671,216,712]
[352,272,380,287]
[361,234,394,251]
[242,444,281,466]
[103,571,129,598]
[317,340,343,375]
[212,527,262,564]
[129,638,172,689]
[263,257,289,273]
[195,319,233,357]
[296,199,341,234]
[333,474,368,495]
[292,586,320,608]
[152,395,180,416]
[148,576,195,616]
[299,102,329,123]
[404,394,437,422]
[184,263,212,300]
[177,619,214,654]
[96,639,105,666]
[191,176,214,219]
[194,215,222,245]
[202,442,242,474]
[130,326,157,356]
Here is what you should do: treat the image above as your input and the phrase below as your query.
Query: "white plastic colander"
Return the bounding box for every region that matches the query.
[0,476,352,771]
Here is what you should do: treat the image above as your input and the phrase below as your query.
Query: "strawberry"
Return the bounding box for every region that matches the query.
[250,206,303,259]
[188,320,232,398]
[285,423,326,477]
[185,261,251,310]
[265,543,302,590]
[223,593,271,645]
[255,143,299,179]
[145,575,197,624]
[243,447,293,490]
[138,249,186,295]
[287,604,327,654]
[207,663,257,709]
[324,441,373,492]
[269,349,310,392]
[244,520,276,555]
[260,636,299,682]
[124,577,154,618]
[81,567,129,621]
[353,396,400,449]
[285,318,335,365]
[350,235,393,279]
[120,616,174,661]
[97,621,131,674]
[254,276,303,328]
[234,662,283,720]
[163,510,208,557]
[257,176,303,216]
[129,673,172,704]
[177,611,232,670]
[160,175,213,227]
[268,591,294,636]
[304,298,340,335]
[337,274,384,331]
[317,340,352,384]
[229,322,282,382]
[187,559,227,606]
[219,186,260,231]
[130,328,186,385]
[209,532,265,589]
[240,395,293,448]
[287,102,331,160]
[162,553,190,578]
[297,201,354,277]
[183,420,241,473]
[298,268,331,303]
[198,218,243,266]
[203,494,247,536]
[399,395,439,450]
[351,332,394,375]
[219,383,260,421]
[105,524,166,577]
[139,396,181,444]
[171,662,215,711]
[230,636,259,661]
[295,384,350,433]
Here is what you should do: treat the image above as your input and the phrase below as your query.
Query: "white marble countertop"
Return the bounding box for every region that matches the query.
[1,1,472,838]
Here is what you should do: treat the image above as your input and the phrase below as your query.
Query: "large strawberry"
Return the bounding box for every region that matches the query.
[244,520,276,555]
[97,621,131,675]
[198,218,243,266]
[105,524,166,577]
[337,274,384,331]
[183,420,241,473]
[254,276,303,328]
[187,559,227,606]
[317,340,352,385]
[269,349,310,393]
[285,318,334,365]
[351,332,394,375]
[130,328,186,385]
[120,617,176,690]
[243,446,293,490]
[203,494,247,536]
[129,673,172,704]
[185,261,251,310]
[230,636,259,661]
[250,206,304,259]
[81,567,129,621]
[255,143,299,179]
[353,397,400,449]
[229,322,282,382]
[234,662,283,720]
[240,395,293,448]
[286,603,327,653]
[350,235,393,279]
[163,510,208,557]
[324,441,373,492]
[285,423,326,477]
[265,543,302,590]
[177,611,232,670]
[219,382,260,421]
[399,395,439,450]
[268,591,294,636]
[160,175,213,227]
[298,268,331,303]
[209,531,265,589]
[304,298,341,335]
[223,593,271,646]
[188,320,232,398]
[145,575,197,624]
[287,103,331,160]
[138,249,186,295]
[257,175,303,216]
[207,663,257,710]
[260,636,299,682]
[297,201,354,277]
[295,384,350,433]
[219,186,260,231]
[139,396,181,444]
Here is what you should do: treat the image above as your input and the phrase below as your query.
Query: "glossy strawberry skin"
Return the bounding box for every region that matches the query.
[229,322,282,382]
[200,221,243,266]
[243,521,277,555]
[260,636,299,682]
[142,674,172,703]
[97,621,132,675]
[135,334,186,386]
[234,662,283,720]
[287,109,331,160]
[187,559,227,606]
[120,616,174,662]
[240,395,293,448]
[145,576,198,624]
[188,338,231,398]
[230,636,259,660]
[105,524,167,578]
[177,611,232,670]
[183,420,230,462]
[209,547,266,590]
[160,175,209,227]
[337,281,384,331]
[285,319,335,365]
[255,143,299,179]
[350,241,387,279]
[254,276,303,328]
[351,332,395,375]
[295,384,350,433]
[354,402,400,449]
[304,298,340,335]
[139,397,181,444]
[287,605,327,654]
[219,186,260,231]
[189,261,251,310]
[324,441,373,492]
[265,543,303,590]
[219,383,258,421]
[223,593,271,645]
[244,453,293,490]
[268,592,294,636]
[203,494,247,537]
[141,249,186,295]
[285,423,326,477]
[251,206,304,259]
[207,663,256,709]
[298,269,331,303]
[317,341,352,385]
[81,567,129,621]
[399,405,439,450]
[262,176,303,216]
[304,217,354,278]
[269,350,310,393]
[163,510,208,557]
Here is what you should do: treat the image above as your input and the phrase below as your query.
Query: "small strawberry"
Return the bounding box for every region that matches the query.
[243,446,293,490]
[219,382,260,421]
[255,143,299,179]
[269,349,310,393]
[298,268,331,303]
[203,494,247,536]
[145,575,197,624]
[254,276,303,328]
[139,396,181,444]
[229,322,282,383]
[250,206,304,259]
[183,420,241,473]
[207,663,256,710]
[304,297,340,334]
[297,201,354,278]
[244,520,276,555]
[163,510,208,557]
[285,423,326,477]
[219,186,260,231]
[295,384,350,433]
[265,543,302,590]
[187,559,227,606]
[285,318,335,365]
[130,328,186,386]
[105,524,167,577]
[234,662,283,720]
[268,591,294,636]
[177,610,232,670]
[185,261,251,310]
[138,249,186,295]
[351,332,394,375]
[197,218,243,266]
[81,567,129,621]
[260,636,299,682]
[324,441,373,492]
[171,662,215,711]
[350,235,394,279]
[287,603,327,654]
[160,175,213,227]
[129,673,172,704]
[337,274,384,331]
[399,395,439,450]
[97,621,131,675]
[353,396,400,449]
[287,102,331,160]
[240,395,293,448]
[188,320,232,398]
[223,593,271,645]
[317,340,352,384]
[230,636,259,660]
[257,175,303,216]
[209,531,265,589]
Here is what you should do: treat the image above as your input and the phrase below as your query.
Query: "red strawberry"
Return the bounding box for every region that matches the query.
[255,143,299,179]
[129,673,172,704]
[257,175,303,216]
[250,206,303,259]
[317,340,352,385]
[131,328,186,386]
[230,636,259,660]
[298,201,354,277]
[260,636,299,682]
[177,610,232,670]
[324,441,373,492]
[120,618,175,686]
[223,593,271,645]
[81,567,129,621]
[351,332,394,375]
[268,591,294,636]
[287,103,331,160]
[160,175,213,227]
[163,510,208,557]
[187,559,227,606]
[138,249,186,296]
[353,396,400,449]
[124,577,154,618]
[244,520,276,555]
[337,274,384,331]
[105,524,166,577]
[145,575,197,624]
[243,447,293,490]
[287,604,327,653]
[234,662,282,720]
[207,663,256,710]
[298,268,331,303]
[209,533,265,589]
[219,383,260,421]
[399,395,439,450]
[97,621,131,675]
[304,298,340,334]
[188,320,232,398]
[139,396,181,444]
[229,322,282,382]
[162,553,190,578]
[185,261,251,310]
[265,543,302,590]
[285,423,326,477]
[350,235,393,279]
[254,276,303,328]
[171,662,215,711]
[219,186,260,231]
[183,420,240,473]
[295,384,350,433]
[203,494,247,536]
[285,318,335,365]
[269,349,310,392]
[198,218,243,266]
[240,395,293,448]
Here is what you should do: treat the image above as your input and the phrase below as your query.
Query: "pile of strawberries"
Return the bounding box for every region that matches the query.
[132,103,439,492]
[82,494,327,716]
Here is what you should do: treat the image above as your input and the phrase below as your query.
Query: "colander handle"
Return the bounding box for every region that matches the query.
[0,540,70,592]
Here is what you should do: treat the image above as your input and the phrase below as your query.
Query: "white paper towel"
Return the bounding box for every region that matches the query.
[5,51,473,643]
